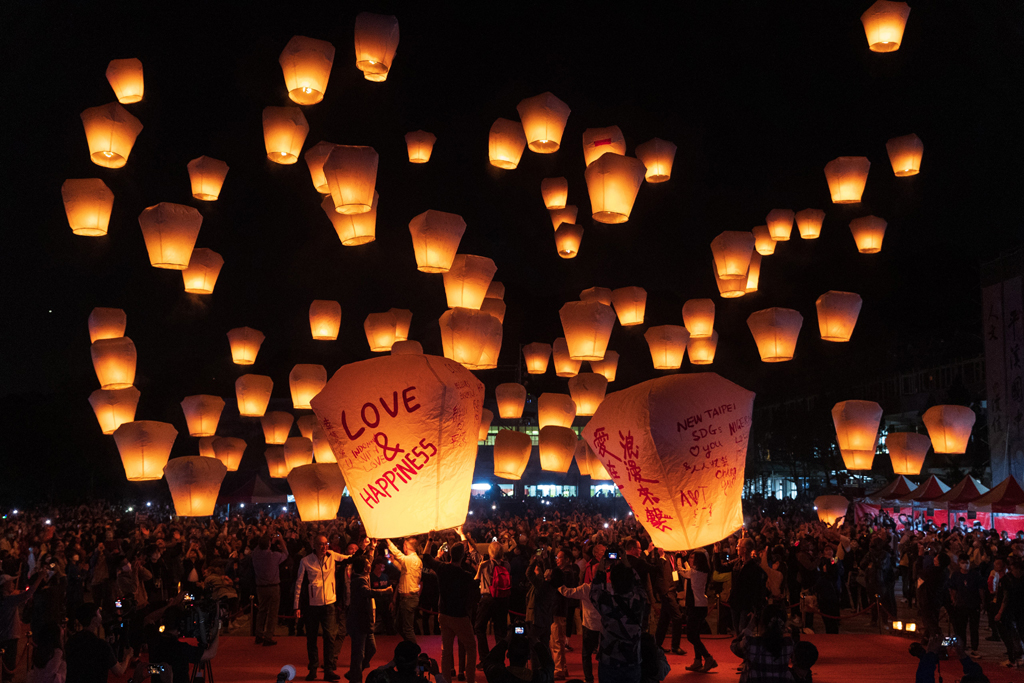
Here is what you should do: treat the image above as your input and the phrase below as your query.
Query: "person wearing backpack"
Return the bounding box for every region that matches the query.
[474,542,512,661]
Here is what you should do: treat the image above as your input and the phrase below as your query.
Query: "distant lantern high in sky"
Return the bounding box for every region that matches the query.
[262,106,309,164]
[489,118,527,169]
[62,179,114,236]
[354,12,399,81]
[279,35,335,105]
[516,92,571,153]
[861,0,911,53]
[137,203,202,270]
[80,103,143,168]
[323,145,379,215]
[105,58,144,104]
[408,210,467,273]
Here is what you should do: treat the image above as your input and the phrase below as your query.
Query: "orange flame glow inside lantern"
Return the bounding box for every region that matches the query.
[539,426,577,473]
[560,301,616,361]
[861,0,911,52]
[390,340,423,355]
[265,447,288,478]
[496,383,527,419]
[283,437,314,474]
[227,327,264,365]
[212,437,246,471]
[538,393,576,429]
[81,102,143,168]
[582,126,626,167]
[444,255,497,310]
[261,411,294,445]
[88,386,140,435]
[816,291,863,342]
[541,177,568,210]
[517,92,571,153]
[105,58,144,104]
[324,145,378,215]
[481,298,506,324]
[589,350,619,382]
[91,337,136,389]
[611,286,647,326]
[309,300,342,340]
[304,141,337,194]
[552,337,582,377]
[290,364,327,410]
[832,400,882,470]
[405,130,436,163]
[886,432,930,476]
[262,106,309,164]
[765,209,795,241]
[62,179,114,236]
[824,156,871,204]
[711,231,756,280]
[181,248,223,294]
[354,12,399,81]
[439,308,493,367]
[186,156,229,201]
[113,420,177,481]
[796,208,825,239]
[236,374,273,418]
[479,409,494,442]
[751,226,775,255]
[321,192,377,246]
[682,299,715,339]
[288,463,345,521]
[687,331,719,365]
[180,395,225,437]
[279,35,335,105]
[585,154,646,224]
[635,138,677,183]
[568,373,608,416]
[494,430,532,480]
[364,311,398,352]
[815,495,850,525]
[164,457,226,516]
[747,308,803,362]
[849,215,887,253]
[886,133,923,177]
[923,405,976,454]
[523,342,552,374]
[88,307,126,343]
[714,267,747,299]
[580,287,613,306]
[554,223,584,258]
[408,210,467,273]
[137,202,203,270]
[645,325,690,370]
[489,118,527,169]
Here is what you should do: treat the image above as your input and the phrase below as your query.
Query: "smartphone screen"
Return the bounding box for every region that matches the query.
[514,626,525,635]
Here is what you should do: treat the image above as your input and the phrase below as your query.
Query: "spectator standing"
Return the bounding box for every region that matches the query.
[650,549,682,655]
[947,553,985,657]
[1,571,45,683]
[347,553,394,683]
[730,538,767,636]
[252,533,288,645]
[987,558,1007,642]
[387,538,424,643]
[422,542,478,683]
[679,550,716,672]
[474,542,511,660]
[590,562,648,683]
[295,535,356,682]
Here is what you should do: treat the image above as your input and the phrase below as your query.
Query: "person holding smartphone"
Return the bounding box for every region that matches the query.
[679,550,716,672]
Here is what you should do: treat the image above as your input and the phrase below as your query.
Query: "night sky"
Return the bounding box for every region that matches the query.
[2,2,1022,502]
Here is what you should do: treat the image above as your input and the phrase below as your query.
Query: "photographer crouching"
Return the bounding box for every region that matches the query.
[910,636,988,683]
[366,641,448,683]
[142,590,217,683]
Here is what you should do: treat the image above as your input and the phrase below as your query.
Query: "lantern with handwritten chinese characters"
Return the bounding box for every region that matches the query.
[540,426,577,473]
[517,92,570,153]
[187,156,229,201]
[138,203,202,270]
[354,12,399,81]
[589,351,619,382]
[304,141,336,194]
[849,215,887,253]
[236,375,273,418]
[261,411,294,445]
[182,249,223,294]
[611,287,647,326]
[560,301,616,361]
[886,432,930,476]
[279,35,335,105]
[321,193,377,246]
[861,0,910,52]
[91,337,136,389]
[180,395,224,437]
[63,179,114,236]
[489,118,527,169]
[549,206,578,230]
[523,343,551,374]
[106,58,144,103]
[824,157,870,204]
[816,291,862,342]
[923,405,976,454]
[212,437,245,471]
[582,126,626,167]
[89,307,126,343]
[288,464,345,520]
[552,338,581,378]
[886,134,923,176]
[283,437,314,474]
[832,400,882,470]
[439,308,493,367]
[470,317,503,370]
[309,300,341,340]
[262,106,309,164]
[89,386,140,435]
[751,226,775,256]
[682,299,715,339]
[711,231,756,280]
[479,409,494,442]
[815,496,850,525]
[496,383,527,419]
[747,308,803,362]
[324,145,378,215]
[538,393,576,429]
[688,331,718,365]
[409,210,467,273]
[265,447,288,478]
[481,299,506,324]
[493,430,532,480]
[391,340,423,355]
[645,326,690,370]
[569,373,607,416]
[581,287,613,306]
[364,312,398,352]
[485,281,504,300]
[163,457,226,516]
[541,178,568,210]
[585,154,646,224]
[583,372,755,550]
[554,223,583,258]
[227,327,264,365]
[715,269,747,299]
[745,253,762,293]
[81,103,143,168]
[405,131,436,163]
[444,255,497,310]
[113,421,177,481]
[796,209,825,239]
[635,138,676,183]
[290,364,327,410]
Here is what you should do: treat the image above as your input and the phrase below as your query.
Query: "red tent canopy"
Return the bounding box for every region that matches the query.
[932,476,989,511]
[973,476,1024,513]
[902,475,950,503]
[865,475,917,503]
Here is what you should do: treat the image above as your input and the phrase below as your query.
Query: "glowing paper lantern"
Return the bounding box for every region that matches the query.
[541,177,568,209]
[481,298,506,324]
[311,422,337,463]
[439,308,494,367]
[408,210,467,273]
[887,433,931,476]
[538,393,576,429]
[288,464,345,521]
[585,154,646,224]
[523,342,552,374]
[485,281,505,300]
[744,253,762,293]
[304,141,336,194]
[479,409,494,442]
[354,12,399,81]
[816,291,863,342]
[861,0,911,52]
[923,405,976,454]
[88,386,140,435]
[751,226,775,256]
[91,337,136,389]
[765,209,795,242]
[568,373,608,416]
[364,311,398,352]
[687,331,718,365]
[824,157,871,204]
[832,400,882,470]
[488,118,527,169]
[88,307,126,343]
[113,421,177,481]
[389,308,413,342]
[589,351,619,382]
[279,35,335,105]
[796,209,825,239]
[517,92,570,153]
[682,299,715,339]
[283,437,314,474]
[265,447,288,478]
[262,106,309,164]
[552,338,582,378]
[321,192,378,246]
[212,437,245,471]
[471,316,503,370]
[554,223,584,259]
[494,430,532,480]
[391,340,423,355]
[198,437,216,459]
[549,205,578,230]
[227,327,264,365]
[815,496,850,525]
[495,383,527,419]
[137,203,202,270]
[582,126,626,167]
[236,375,273,418]
[635,138,676,183]
[747,308,803,362]
[261,411,294,445]
[645,326,690,370]
[583,372,755,550]
[711,231,756,280]
[574,440,592,478]
[62,179,114,236]
[849,215,887,253]
[583,440,611,480]
[297,415,318,440]
[443,255,497,310]
[560,301,616,361]
[180,395,225,437]
[539,426,577,473]
[164,457,226,517]
[323,145,378,215]
[714,268,747,299]
[105,58,144,104]
[183,157,229,204]
[309,300,342,340]
[886,134,923,177]
[310,354,484,538]
[290,364,327,410]
[405,131,436,163]
[80,103,143,168]
[181,249,224,294]
[581,287,613,306]
[611,287,647,326]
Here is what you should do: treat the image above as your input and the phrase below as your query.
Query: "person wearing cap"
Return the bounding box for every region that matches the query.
[0,570,45,683]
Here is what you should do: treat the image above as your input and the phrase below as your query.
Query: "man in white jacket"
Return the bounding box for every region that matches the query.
[295,536,357,681]
[557,580,601,683]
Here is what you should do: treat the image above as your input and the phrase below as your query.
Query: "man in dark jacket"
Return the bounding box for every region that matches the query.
[650,548,684,655]
[348,551,394,683]
[423,543,479,683]
[947,553,985,655]
[730,539,766,636]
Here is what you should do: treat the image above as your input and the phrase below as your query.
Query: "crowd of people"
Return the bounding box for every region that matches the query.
[0,495,1015,683]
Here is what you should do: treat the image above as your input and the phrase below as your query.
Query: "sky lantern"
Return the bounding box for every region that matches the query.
[815,495,850,525]
[682,299,715,338]
[574,440,592,477]
[516,92,571,153]
[279,35,335,105]
[236,374,273,417]
[583,441,611,480]
[645,325,690,370]
[311,354,483,537]
[164,457,226,517]
[582,126,626,167]
[309,300,342,340]
[568,373,608,416]
[552,338,582,377]
[747,308,803,362]
[198,436,217,460]
[227,327,264,365]
[539,426,577,473]
[181,249,224,294]
[635,138,676,183]
[611,286,647,326]
[470,316,503,370]
[391,340,423,355]
[861,0,911,52]
[212,437,245,471]
[711,231,756,280]
[88,386,140,435]
[88,307,126,343]
[744,252,762,293]
[443,255,497,309]
[541,177,568,209]
[389,308,413,342]
[304,141,336,194]
[137,203,202,270]
[554,223,584,258]
[585,154,646,224]
[364,311,398,352]
[523,342,552,374]
[62,179,114,236]
[91,337,136,389]
[923,405,976,454]
[405,130,436,163]
[589,350,619,382]
[714,268,747,299]
[80,103,142,168]
[105,58,144,104]
[321,192,378,246]
[849,215,887,253]
[824,156,871,204]
[324,145,378,215]
[886,432,930,476]
[439,308,493,367]
[581,287,613,306]
[816,290,863,342]
[687,331,719,365]
[261,411,294,445]
[288,464,345,521]
[180,395,225,437]
[186,156,229,202]
[560,301,616,361]
[310,422,337,463]
[583,373,755,550]
[297,415,318,440]
[832,400,883,470]
[262,106,309,164]
[485,281,505,300]
[886,133,923,176]
[751,226,775,255]
[795,208,825,239]
[488,118,527,169]
[494,430,532,480]
[408,210,467,273]
[481,298,506,324]
[354,12,399,81]
[765,209,795,241]
[549,206,578,231]
[265,447,288,478]
[113,420,177,481]
[290,364,327,410]
[495,383,527,419]
[538,393,576,429]
[283,437,314,474]
[478,409,494,442]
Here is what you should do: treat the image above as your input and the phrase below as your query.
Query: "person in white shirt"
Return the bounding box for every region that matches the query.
[295,536,354,681]
[558,580,602,683]
[387,538,424,643]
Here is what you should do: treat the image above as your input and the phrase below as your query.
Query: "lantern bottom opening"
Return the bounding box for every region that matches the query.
[558,250,577,259]
[568,355,605,362]
[757,356,793,363]
[592,211,629,224]
[528,140,560,153]
[417,265,451,274]
[126,476,163,482]
[231,359,256,365]
[868,42,900,52]
[364,72,388,82]
[821,335,852,343]
[690,359,713,365]
[720,291,746,299]
[369,346,393,353]
[293,404,312,410]
[100,382,134,390]
[341,235,375,246]
[190,431,216,438]
[841,450,876,470]
[497,410,523,419]
[653,363,684,370]
[184,287,214,294]
[151,262,189,270]
[287,89,325,106]
[646,174,670,183]
[267,152,298,165]
[116,95,143,104]
[90,152,128,168]
[312,334,339,341]
[316,185,330,195]
[619,320,643,327]
[334,204,372,215]
[526,369,545,375]
[489,159,519,170]
[357,61,389,76]
[72,227,109,237]
[193,193,220,201]
[770,235,791,242]
[409,157,430,164]
[830,198,862,204]
[857,247,881,254]
[494,472,522,480]
[239,411,267,418]
[894,169,919,177]
[544,202,567,210]
[799,230,821,239]
[892,467,923,476]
